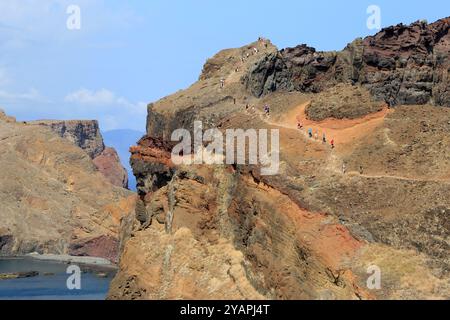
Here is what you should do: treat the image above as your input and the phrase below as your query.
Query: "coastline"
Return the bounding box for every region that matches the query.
[0,257,116,300]
[14,254,119,270]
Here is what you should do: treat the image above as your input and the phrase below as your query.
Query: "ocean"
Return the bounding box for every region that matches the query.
[0,258,116,300]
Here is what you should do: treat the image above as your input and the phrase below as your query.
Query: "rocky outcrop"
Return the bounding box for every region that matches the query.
[0,109,16,123]
[0,111,136,261]
[110,18,450,300]
[306,84,385,121]
[29,119,128,188]
[28,120,105,158]
[0,271,39,280]
[68,235,120,264]
[93,148,128,189]
[243,17,450,108]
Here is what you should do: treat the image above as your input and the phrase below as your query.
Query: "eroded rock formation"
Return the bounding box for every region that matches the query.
[109,18,450,300]
[29,119,128,188]
[28,120,105,158]
[243,18,450,107]
[93,148,129,189]
[0,111,136,261]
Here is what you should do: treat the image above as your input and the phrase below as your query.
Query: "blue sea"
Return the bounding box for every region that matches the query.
[0,258,116,300]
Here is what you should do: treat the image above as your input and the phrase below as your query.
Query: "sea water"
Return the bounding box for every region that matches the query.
[0,257,116,300]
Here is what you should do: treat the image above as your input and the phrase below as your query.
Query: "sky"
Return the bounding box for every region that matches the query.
[0,0,448,132]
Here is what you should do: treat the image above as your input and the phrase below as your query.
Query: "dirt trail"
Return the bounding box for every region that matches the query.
[266,102,391,145]
[257,103,450,183]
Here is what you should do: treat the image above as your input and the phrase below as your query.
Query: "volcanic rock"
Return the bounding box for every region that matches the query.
[109,18,450,300]
[0,112,136,261]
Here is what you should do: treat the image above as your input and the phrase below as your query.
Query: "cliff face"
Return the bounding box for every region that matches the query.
[243,18,450,107]
[109,18,450,300]
[28,120,105,158]
[0,110,135,262]
[93,148,129,189]
[29,120,128,188]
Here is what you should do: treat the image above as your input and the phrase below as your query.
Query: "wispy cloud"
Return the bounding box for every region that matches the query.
[65,88,117,105]
[64,88,147,115]
[0,88,46,103]
[0,1,146,131]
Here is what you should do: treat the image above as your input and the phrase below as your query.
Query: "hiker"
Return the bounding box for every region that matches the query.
[359,165,364,175]
[331,139,335,149]
[220,78,225,88]
[264,104,270,116]
[314,130,319,140]
[308,128,313,138]
[322,133,327,143]
[342,163,347,175]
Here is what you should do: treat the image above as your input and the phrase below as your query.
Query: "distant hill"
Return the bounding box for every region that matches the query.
[102,129,144,191]
[0,109,135,261]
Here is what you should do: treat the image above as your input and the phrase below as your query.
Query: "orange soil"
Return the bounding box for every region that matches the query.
[246,176,364,270]
[270,102,392,147]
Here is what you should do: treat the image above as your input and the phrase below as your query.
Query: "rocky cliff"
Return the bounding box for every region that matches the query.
[109,18,450,300]
[29,120,128,188]
[243,18,450,107]
[28,120,105,158]
[0,110,135,262]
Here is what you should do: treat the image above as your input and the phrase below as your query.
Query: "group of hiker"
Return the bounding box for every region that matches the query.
[299,121,335,149]
[220,38,269,90]
[218,37,341,151]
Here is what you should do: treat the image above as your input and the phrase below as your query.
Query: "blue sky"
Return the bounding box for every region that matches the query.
[0,0,448,131]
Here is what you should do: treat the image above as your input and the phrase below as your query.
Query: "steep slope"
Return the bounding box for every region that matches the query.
[29,120,128,189]
[0,110,135,262]
[109,18,449,300]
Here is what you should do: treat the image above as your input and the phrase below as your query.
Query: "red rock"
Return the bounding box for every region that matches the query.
[69,235,120,264]
[93,147,128,189]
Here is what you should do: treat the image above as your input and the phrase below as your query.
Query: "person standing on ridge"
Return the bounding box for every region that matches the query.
[331,139,335,149]
[308,128,313,138]
[220,78,225,88]
[322,133,327,143]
